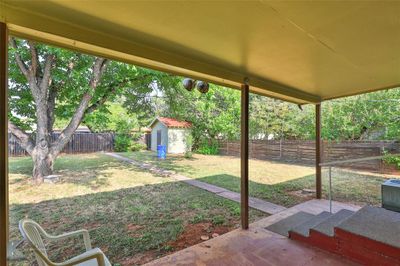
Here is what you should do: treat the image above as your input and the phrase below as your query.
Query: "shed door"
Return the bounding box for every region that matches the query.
[157,130,162,145]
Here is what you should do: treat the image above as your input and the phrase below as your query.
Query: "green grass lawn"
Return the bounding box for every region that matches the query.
[123,151,392,207]
[9,154,265,265]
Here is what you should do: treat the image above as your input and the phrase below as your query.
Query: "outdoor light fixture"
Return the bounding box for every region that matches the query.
[183,78,195,91]
[182,78,209,93]
[196,81,209,93]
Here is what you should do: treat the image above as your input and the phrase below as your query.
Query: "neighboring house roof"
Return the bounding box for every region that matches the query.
[53,125,92,133]
[149,117,192,129]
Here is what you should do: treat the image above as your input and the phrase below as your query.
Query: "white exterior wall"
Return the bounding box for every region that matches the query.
[168,128,191,154]
[150,122,168,152]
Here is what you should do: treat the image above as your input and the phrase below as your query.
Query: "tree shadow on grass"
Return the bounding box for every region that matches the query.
[195,173,314,208]
[120,151,196,174]
[9,153,162,190]
[195,168,388,208]
[9,179,264,265]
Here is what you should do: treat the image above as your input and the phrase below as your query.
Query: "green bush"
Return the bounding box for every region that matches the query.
[196,140,219,155]
[184,151,193,158]
[114,135,132,152]
[184,133,193,158]
[384,154,400,169]
[130,142,147,152]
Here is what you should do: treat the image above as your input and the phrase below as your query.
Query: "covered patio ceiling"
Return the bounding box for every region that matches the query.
[1,1,400,104]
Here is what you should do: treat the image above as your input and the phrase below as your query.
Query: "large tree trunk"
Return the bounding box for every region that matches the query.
[9,39,109,184]
[32,147,55,183]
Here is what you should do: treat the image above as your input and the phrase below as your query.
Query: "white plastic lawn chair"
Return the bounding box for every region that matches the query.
[19,219,111,266]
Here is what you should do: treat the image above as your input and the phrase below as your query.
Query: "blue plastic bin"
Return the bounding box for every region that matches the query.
[157,145,166,159]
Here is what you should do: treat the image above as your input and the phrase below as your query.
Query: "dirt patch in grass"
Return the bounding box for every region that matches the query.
[126,223,144,237]
[287,189,315,201]
[116,223,235,265]
[118,250,161,266]
[167,222,232,250]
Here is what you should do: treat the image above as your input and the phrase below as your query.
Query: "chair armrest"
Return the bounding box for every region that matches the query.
[42,229,92,251]
[57,249,107,266]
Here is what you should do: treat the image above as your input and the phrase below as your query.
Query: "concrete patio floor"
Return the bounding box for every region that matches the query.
[145,199,361,266]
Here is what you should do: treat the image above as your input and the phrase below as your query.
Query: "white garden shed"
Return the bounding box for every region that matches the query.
[149,117,192,154]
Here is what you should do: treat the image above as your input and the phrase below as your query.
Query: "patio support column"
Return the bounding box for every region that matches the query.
[0,22,8,264]
[241,83,249,229]
[315,103,322,199]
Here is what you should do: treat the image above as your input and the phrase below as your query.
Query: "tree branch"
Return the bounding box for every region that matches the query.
[51,58,108,154]
[8,121,35,155]
[9,38,30,79]
[90,58,108,88]
[40,54,55,92]
[47,84,58,132]
[85,74,153,115]
[85,87,117,115]
[10,38,43,103]
[28,41,40,78]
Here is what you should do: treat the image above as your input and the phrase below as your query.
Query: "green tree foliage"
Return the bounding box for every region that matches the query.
[249,89,400,141]
[320,90,400,140]
[8,38,179,181]
[157,83,241,148]
[9,39,176,135]
[84,102,139,133]
[249,94,310,140]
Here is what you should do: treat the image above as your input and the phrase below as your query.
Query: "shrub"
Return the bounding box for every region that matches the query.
[384,153,400,169]
[114,135,132,152]
[196,140,219,155]
[184,151,193,158]
[130,142,147,152]
[184,133,193,158]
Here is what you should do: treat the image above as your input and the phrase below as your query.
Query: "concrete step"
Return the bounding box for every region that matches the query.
[336,206,400,249]
[311,209,355,237]
[265,211,315,237]
[290,211,332,237]
[289,206,400,265]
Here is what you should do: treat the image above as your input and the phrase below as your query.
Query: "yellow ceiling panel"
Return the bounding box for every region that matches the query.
[1,1,400,103]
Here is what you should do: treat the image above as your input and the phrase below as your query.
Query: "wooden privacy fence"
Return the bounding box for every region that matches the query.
[8,133,115,156]
[218,140,400,173]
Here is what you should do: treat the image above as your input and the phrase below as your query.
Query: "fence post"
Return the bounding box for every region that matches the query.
[297,142,300,161]
[380,146,384,174]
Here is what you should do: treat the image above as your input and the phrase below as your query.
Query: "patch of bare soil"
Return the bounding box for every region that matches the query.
[167,222,232,250]
[126,223,144,237]
[119,250,160,266]
[118,222,235,265]
[287,189,315,201]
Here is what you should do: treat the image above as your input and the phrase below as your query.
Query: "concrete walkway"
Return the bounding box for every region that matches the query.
[106,153,286,215]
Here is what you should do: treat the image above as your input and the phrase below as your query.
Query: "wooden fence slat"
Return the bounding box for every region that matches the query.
[8,132,117,156]
[218,139,400,173]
